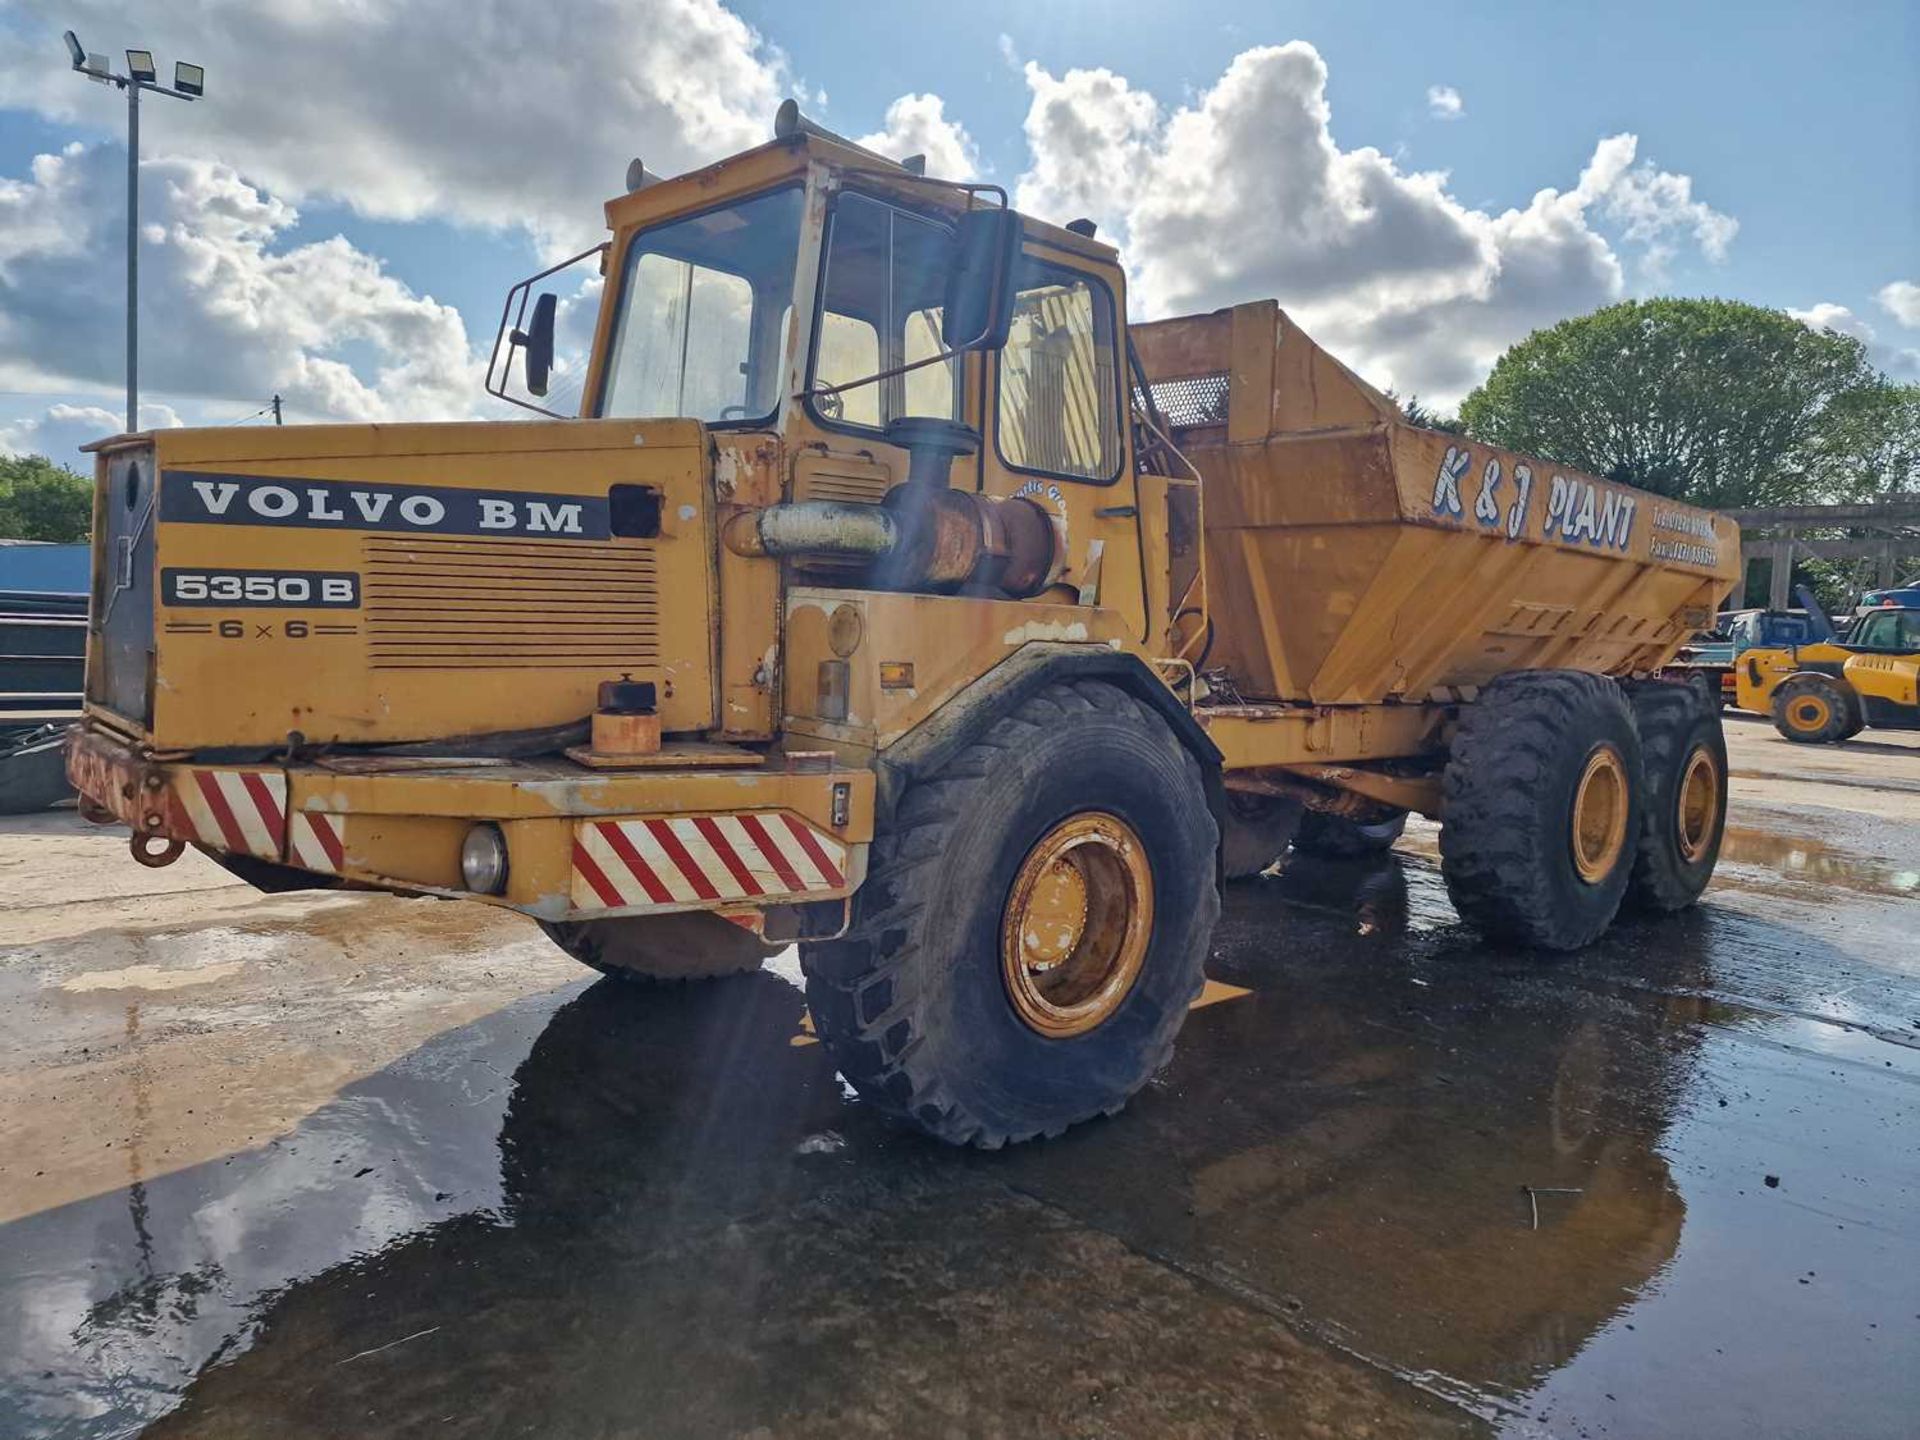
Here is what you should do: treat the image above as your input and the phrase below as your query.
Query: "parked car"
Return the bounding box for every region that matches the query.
[1855,585,1920,616]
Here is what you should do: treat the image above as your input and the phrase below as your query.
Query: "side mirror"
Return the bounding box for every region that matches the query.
[515,292,558,397]
[943,208,1019,352]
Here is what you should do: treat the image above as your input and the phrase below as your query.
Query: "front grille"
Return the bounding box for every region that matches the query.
[362,536,658,671]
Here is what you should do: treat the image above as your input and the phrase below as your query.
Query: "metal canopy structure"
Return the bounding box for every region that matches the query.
[1729,498,1920,607]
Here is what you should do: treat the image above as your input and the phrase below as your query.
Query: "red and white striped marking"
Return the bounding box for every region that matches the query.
[572,812,847,913]
[288,811,347,873]
[175,769,286,862]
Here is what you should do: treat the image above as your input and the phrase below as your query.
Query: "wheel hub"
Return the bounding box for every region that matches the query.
[1676,745,1720,864]
[1786,695,1830,732]
[1001,812,1153,1038]
[1570,745,1629,885]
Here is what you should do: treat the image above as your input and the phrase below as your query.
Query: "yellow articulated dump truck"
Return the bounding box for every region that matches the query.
[68,104,1740,1146]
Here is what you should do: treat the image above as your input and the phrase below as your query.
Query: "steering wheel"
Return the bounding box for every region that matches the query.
[718,404,751,421]
[816,391,843,420]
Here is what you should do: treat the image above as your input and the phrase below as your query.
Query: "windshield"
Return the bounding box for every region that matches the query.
[598,188,804,424]
[807,192,962,430]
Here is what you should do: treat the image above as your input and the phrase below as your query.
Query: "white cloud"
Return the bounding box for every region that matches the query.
[1427,85,1464,120]
[0,144,478,427]
[1014,61,1162,230]
[1878,280,1920,329]
[1787,302,1873,341]
[856,94,980,181]
[1789,301,1920,380]
[1010,42,1738,403]
[0,402,181,465]
[0,0,790,256]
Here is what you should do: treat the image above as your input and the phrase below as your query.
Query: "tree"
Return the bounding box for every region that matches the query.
[0,454,93,542]
[1458,299,1916,509]
[1386,390,1464,435]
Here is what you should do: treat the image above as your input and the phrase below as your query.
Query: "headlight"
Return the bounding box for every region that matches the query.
[460,823,508,895]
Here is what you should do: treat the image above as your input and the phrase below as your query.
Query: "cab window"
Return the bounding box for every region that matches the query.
[1853,610,1920,650]
[995,258,1122,483]
[598,187,804,424]
[807,192,961,430]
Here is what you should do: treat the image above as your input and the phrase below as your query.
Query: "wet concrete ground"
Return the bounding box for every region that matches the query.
[1,713,1915,1438]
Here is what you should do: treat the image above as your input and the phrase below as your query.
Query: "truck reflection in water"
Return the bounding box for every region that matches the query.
[0,853,1722,1438]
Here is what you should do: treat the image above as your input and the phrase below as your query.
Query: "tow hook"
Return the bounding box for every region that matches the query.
[130,832,186,868]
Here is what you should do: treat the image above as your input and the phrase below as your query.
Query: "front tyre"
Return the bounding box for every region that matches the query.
[800,680,1219,1147]
[538,911,782,982]
[1439,671,1644,951]
[1770,674,1856,744]
[1623,680,1728,912]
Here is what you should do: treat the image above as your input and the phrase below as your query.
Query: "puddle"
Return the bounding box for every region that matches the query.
[1,854,1915,1440]
[1719,827,1919,897]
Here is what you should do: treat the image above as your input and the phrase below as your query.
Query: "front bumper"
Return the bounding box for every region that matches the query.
[66,722,872,922]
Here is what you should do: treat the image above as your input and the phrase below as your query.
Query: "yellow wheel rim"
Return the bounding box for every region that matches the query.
[1001,812,1153,1038]
[1785,695,1830,733]
[1570,746,1630,885]
[1676,745,1720,865]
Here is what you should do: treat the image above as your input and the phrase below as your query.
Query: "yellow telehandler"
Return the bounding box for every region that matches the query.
[1736,601,1920,742]
[68,104,1739,1145]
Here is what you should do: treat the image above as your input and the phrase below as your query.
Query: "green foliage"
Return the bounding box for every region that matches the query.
[1458,298,1917,509]
[0,454,93,543]
[1387,390,1464,435]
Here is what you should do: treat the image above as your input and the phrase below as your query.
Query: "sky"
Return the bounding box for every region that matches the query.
[0,0,1914,471]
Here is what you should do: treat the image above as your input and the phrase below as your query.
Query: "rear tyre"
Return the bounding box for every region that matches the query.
[1439,671,1644,951]
[1622,680,1728,912]
[538,911,782,983]
[1219,792,1301,880]
[1683,669,1722,711]
[1292,808,1408,859]
[800,680,1218,1147]
[1770,674,1855,744]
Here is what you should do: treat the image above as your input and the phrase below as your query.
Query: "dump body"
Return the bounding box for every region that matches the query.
[1134,302,1741,707]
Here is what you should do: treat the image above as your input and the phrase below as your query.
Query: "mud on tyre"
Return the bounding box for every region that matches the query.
[1623,679,1728,912]
[799,680,1219,1147]
[1439,670,1643,951]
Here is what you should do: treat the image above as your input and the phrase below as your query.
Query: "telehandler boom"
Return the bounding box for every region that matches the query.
[69,104,1740,1145]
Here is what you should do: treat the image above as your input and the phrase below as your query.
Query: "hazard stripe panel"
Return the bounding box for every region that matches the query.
[288,812,347,873]
[174,769,287,862]
[572,812,848,913]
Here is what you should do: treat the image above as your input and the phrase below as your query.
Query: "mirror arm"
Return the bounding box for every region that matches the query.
[797,339,987,405]
[484,241,608,419]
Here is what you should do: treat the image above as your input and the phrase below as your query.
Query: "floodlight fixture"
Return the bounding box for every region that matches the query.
[173,61,204,97]
[63,29,85,68]
[125,49,156,83]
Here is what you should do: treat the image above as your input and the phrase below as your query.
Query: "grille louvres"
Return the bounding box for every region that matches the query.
[363,536,658,670]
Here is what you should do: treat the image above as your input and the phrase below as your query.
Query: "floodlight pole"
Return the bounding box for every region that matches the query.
[63,35,202,434]
[126,78,139,434]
